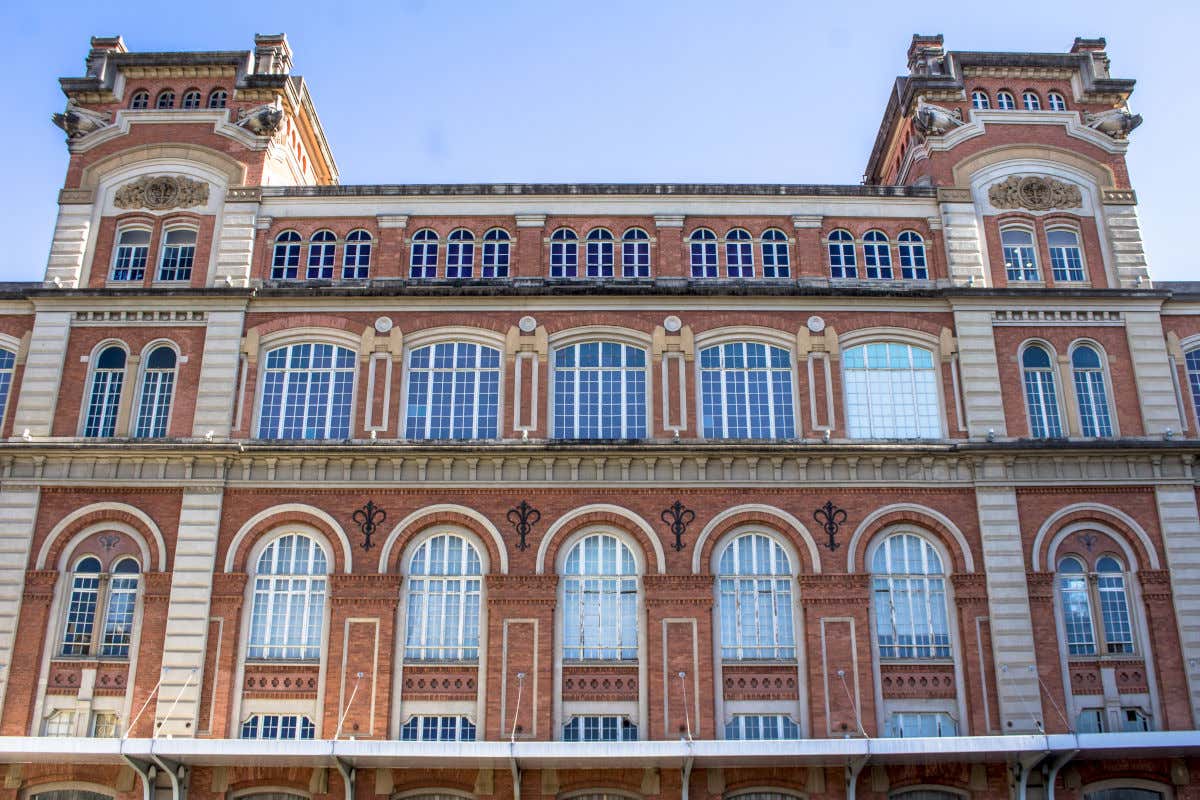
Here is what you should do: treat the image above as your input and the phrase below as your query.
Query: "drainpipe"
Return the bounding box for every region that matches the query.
[1045,748,1078,800]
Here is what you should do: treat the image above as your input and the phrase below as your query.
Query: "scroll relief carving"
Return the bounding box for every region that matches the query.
[987,175,1082,211]
[114,175,209,211]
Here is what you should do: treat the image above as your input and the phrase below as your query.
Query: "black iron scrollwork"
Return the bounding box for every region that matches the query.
[352,500,387,552]
[661,500,696,552]
[813,501,848,551]
[507,500,541,551]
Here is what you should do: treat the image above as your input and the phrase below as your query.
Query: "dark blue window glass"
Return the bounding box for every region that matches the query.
[405,342,500,439]
[257,343,355,440]
[586,229,614,278]
[621,228,650,277]
[761,228,789,278]
[553,342,647,439]
[410,229,439,278]
[271,231,301,280]
[447,229,475,278]
[700,342,794,439]
[550,229,578,277]
[482,229,511,277]
[689,229,718,278]
[828,230,856,278]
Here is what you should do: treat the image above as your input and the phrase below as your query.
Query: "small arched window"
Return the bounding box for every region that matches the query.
[553,342,647,439]
[342,229,372,279]
[482,228,511,278]
[996,90,1016,110]
[1047,91,1068,111]
[585,229,615,278]
[134,346,177,438]
[1022,90,1041,111]
[129,90,150,110]
[405,342,501,439]
[1022,345,1063,438]
[1058,554,1135,656]
[621,228,650,278]
[1072,345,1113,437]
[111,228,150,282]
[447,229,475,279]
[562,533,638,661]
[1001,228,1039,282]
[84,346,127,437]
[410,229,439,279]
[970,90,990,110]
[271,231,302,280]
[240,714,316,739]
[248,533,328,660]
[61,555,140,658]
[207,89,228,109]
[157,228,196,282]
[0,347,15,429]
[863,231,893,279]
[405,533,483,660]
[550,228,579,278]
[871,532,951,659]
[828,229,857,278]
[155,90,176,110]
[725,228,754,278]
[306,230,336,280]
[689,228,718,278]
[897,231,928,279]
[842,343,942,439]
[699,342,795,439]
[761,228,789,278]
[717,533,795,660]
[257,343,356,440]
[181,89,202,109]
[1048,229,1085,282]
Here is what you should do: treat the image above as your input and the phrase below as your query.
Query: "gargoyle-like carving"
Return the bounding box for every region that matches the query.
[236,102,284,137]
[114,175,209,211]
[51,100,112,139]
[1083,108,1142,139]
[988,175,1083,211]
[912,101,963,137]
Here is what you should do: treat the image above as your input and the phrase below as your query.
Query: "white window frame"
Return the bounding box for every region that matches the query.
[482,228,512,278]
[255,341,358,440]
[342,229,372,279]
[1001,226,1040,282]
[725,228,755,278]
[550,341,650,440]
[688,228,718,278]
[132,343,178,438]
[1070,342,1116,438]
[111,226,151,283]
[715,532,796,661]
[697,340,797,440]
[620,228,650,278]
[81,343,128,438]
[585,228,615,279]
[1047,227,1087,283]
[156,225,197,282]
[560,532,640,662]
[869,532,952,661]
[403,531,484,661]
[246,532,330,661]
[404,341,502,440]
[446,229,476,279]
[271,230,302,280]
[841,341,944,439]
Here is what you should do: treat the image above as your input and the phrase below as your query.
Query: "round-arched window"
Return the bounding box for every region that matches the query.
[562,533,638,660]
[871,533,950,659]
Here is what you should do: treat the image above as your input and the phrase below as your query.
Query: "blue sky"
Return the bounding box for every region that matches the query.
[1,0,1194,282]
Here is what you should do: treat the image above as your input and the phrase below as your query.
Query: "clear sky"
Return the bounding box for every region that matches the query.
[1,0,1195,282]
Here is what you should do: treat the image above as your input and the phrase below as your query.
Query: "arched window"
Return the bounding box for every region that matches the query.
[717,533,795,660]
[996,90,1016,110]
[761,228,789,278]
[61,555,140,658]
[689,228,718,278]
[1001,227,1039,281]
[842,343,942,439]
[562,716,638,741]
[1186,349,1200,428]
[447,229,475,278]
[885,712,958,737]
[240,714,316,739]
[257,343,356,440]
[405,533,482,660]
[400,715,478,741]
[970,90,990,110]
[621,228,650,278]
[699,342,795,439]
[553,342,647,439]
[863,231,893,279]
[0,347,14,428]
[1072,345,1113,437]
[725,228,754,278]
[483,228,511,278]
[828,229,857,278]
[892,790,964,800]
[207,89,228,109]
[134,346,176,438]
[306,230,336,280]
[550,228,579,278]
[898,231,928,280]
[1058,554,1135,656]
[562,533,638,660]
[586,229,615,278]
[410,229,439,278]
[1022,90,1041,111]
[155,90,175,110]
[1048,228,1085,282]
[181,89,202,109]
[871,533,951,659]
[129,90,150,109]
[271,231,301,280]
[724,715,800,740]
[157,228,196,282]
[31,789,113,800]
[1047,91,1068,111]
[342,229,372,279]
[248,533,328,660]
[111,228,150,282]
[405,342,501,439]
[1022,345,1062,438]
[1085,789,1163,800]
[84,346,126,437]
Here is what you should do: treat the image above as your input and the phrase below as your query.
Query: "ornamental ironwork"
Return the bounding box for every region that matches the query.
[506,500,540,551]
[813,501,848,551]
[987,175,1082,211]
[352,500,387,552]
[661,500,695,552]
[114,175,209,211]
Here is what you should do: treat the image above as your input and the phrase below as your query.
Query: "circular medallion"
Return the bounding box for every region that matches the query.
[374,316,394,333]
[664,315,682,332]
[518,315,537,333]
[807,315,826,333]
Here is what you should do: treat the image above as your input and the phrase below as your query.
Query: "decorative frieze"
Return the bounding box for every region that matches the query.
[987,175,1082,211]
[114,175,209,210]
[992,309,1123,325]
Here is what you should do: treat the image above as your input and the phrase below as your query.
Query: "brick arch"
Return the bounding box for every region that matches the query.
[378,505,508,575]
[225,506,353,574]
[536,505,665,575]
[555,778,644,799]
[248,314,366,340]
[693,507,821,575]
[391,778,478,798]
[37,504,166,572]
[847,507,975,574]
[721,779,808,798]
[227,777,312,799]
[1054,528,1128,571]
[1033,506,1160,572]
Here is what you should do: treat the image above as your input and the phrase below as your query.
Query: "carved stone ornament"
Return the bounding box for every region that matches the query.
[50,100,111,139]
[987,175,1082,211]
[114,175,210,211]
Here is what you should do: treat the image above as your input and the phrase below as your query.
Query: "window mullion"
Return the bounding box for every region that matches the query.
[90,574,111,656]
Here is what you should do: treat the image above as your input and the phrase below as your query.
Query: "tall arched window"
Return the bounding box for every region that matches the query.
[827,229,856,278]
[134,346,176,438]
[1058,554,1135,656]
[342,229,372,279]
[1072,345,1113,437]
[84,346,126,437]
[761,228,789,278]
[157,228,196,282]
[405,342,501,439]
[306,230,336,280]
[842,343,941,439]
[871,532,951,659]
[717,533,795,660]
[726,228,754,278]
[863,231,893,279]
[553,342,647,439]
[257,343,356,440]
[483,229,511,277]
[562,533,638,660]
[447,229,475,278]
[1047,91,1067,111]
[550,228,579,278]
[405,533,482,660]
[689,228,718,278]
[621,228,650,278]
[181,89,202,109]
[1022,90,1041,110]
[271,231,301,280]
[248,533,328,660]
[996,90,1016,110]
[155,90,176,109]
[1022,345,1063,438]
[0,347,14,428]
[1186,348,1200,428]
[1048,229,1085,282]
[61,555,140,658]
[1002,228,1039,281]
[207,89,228,109]
[970,90,990,109]
[111,228,150,282]
[699,342,795,439]
[130,90,150,109]
[586,229,615,278]
[410,229,439,278]
[898,231,927,279]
